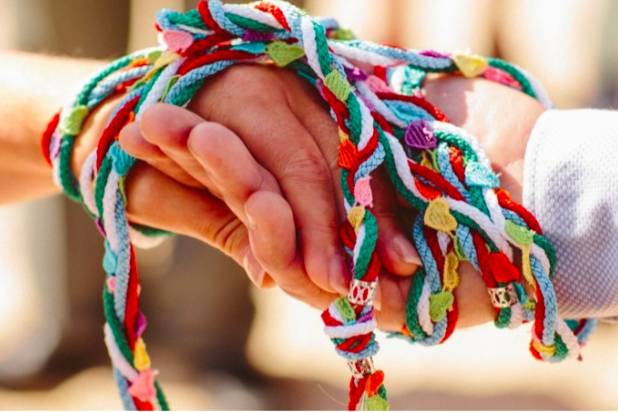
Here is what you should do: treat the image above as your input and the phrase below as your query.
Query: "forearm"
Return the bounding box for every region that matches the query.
[0,50,105,204]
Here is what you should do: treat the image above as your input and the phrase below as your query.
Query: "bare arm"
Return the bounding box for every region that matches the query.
[0,50,105,203]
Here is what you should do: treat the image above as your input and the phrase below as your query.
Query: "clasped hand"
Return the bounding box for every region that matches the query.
[103,65,544,331]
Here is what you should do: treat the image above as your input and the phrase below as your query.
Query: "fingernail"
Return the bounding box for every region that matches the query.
[244,252,265,287]
[393,235,420,265]
[330,254,350,295]
[245,207,257,231]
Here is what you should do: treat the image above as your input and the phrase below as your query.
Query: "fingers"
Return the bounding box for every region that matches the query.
[453,261,494,328]
[374,275,411,332]
[286,80,346,217]
[119,122,203,189]
[184,120,339,307]
[244,190,338,309]
[186,121,281,223]
[136,104,221,196]
[124,162,273,288]
[374,261,495,333]
[372,169,421,276]
[192,83,348,295]
[285,77,420,277]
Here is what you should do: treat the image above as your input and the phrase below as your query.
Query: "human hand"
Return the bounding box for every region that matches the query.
[118,69,545,332]
[119,65,422,301]
[424,75,546,203]
[118,103,418,317]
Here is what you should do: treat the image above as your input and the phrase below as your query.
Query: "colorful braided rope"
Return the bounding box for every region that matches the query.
[42,1,597,410]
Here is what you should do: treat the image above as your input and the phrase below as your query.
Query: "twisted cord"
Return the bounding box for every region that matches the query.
[42,1,596,410]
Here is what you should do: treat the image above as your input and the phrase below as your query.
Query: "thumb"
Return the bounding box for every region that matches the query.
[124,162,273,287]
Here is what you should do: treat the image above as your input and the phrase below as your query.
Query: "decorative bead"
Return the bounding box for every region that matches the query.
[136,312,148,338]
[365,394,389,411]
[133,338,151,371]
[344,66,367,82]
[128,368,157,402]
[266,41,305,67]
[145,50,162,64]
[488,286,514,308]
[505,220,535,246]
[404,119,436,150]
[60,105,89,136]
[329,28,355,40]
[364,370,384,395]
[335,297,357,322]
[424,198,457,233]
[347,357,375,380]
[443,251,460,291]
[347,206,366,231]
[242,30,274,42]
[348,279,377,306]
[364,75,391,94]
[106,276,116,293]
[487,252,521,283]
[150,51,179,74]
[162,30,194,53]
[429,291,454,322]
[324,70,352,102]
[420,151,435,170]
[337,138,358,169]
[452,52,488,78]
[354,176,373,207]
[419,49,451,59]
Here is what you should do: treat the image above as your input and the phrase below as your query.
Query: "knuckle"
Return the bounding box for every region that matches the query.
[204,214,246,258]
[281,150,331,185]
[187,122,216,153]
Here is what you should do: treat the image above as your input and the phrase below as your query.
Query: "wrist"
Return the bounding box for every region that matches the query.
[70,95,123,178]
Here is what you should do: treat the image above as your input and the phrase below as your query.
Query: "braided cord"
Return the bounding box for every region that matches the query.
[42,1,595,410]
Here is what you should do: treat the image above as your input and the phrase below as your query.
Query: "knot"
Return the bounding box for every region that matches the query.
[322,298,379,360]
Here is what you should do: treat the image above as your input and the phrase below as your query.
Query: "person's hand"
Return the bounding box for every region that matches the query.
[117,68,545,332]
[119,65,421,300]
[118,103,418,317]
[424,75,546,203]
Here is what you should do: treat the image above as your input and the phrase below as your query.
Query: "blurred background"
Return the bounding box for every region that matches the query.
[0,0,617,409]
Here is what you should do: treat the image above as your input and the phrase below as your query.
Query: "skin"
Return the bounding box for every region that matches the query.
[119,67,546,331]
[0,52,544,332]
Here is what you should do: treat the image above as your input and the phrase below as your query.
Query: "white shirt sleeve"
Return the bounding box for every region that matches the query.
[523,109,618,320]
